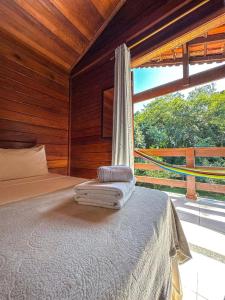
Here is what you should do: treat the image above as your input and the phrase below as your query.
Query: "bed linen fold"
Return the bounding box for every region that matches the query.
[75,186,135,209]
[0,173,86,206]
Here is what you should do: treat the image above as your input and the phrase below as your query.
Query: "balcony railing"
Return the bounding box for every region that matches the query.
[134,147,225,200]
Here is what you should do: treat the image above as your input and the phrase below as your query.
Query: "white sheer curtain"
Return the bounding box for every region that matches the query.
[112,44,134,169]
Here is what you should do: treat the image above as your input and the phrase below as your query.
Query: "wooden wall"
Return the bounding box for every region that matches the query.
[0,33,69,175]
[70,60,113,178]
[70,0,181,178]
[70,0,225,178]
[102,88,114,138]
[70,0,168,178]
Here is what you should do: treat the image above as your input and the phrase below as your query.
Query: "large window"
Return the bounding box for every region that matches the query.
[133,65,183,94]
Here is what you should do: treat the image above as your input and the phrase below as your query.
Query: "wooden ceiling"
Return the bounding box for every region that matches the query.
[0,0,124,72]
[139,24,225,68]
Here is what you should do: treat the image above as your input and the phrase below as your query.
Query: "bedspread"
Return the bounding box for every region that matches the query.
[0,176,191,300]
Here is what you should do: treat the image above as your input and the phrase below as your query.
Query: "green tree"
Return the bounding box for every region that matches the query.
[134,84,225,148]
[134,83,225,183]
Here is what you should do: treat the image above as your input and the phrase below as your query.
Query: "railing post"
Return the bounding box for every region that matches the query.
[186,148,197,200]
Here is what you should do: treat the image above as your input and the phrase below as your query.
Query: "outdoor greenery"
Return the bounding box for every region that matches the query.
[134,83,225,194]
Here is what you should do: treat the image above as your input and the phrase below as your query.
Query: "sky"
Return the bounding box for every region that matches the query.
[133,62,225,112]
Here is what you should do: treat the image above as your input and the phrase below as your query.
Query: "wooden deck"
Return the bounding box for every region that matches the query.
[170,192,225,300]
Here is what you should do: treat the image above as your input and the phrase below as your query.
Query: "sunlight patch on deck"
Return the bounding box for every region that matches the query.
[176,207,225,223]
[185,202,225,213]
[181,220,225,257]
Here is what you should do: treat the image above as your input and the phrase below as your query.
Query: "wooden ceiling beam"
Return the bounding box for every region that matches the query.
[69,0,125,72]
[15,0,89,55]
[71,0,200,76]
[49,0,103,41]
[0,0,125,71]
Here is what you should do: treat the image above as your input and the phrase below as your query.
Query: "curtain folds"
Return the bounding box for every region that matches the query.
[112,44,134,169]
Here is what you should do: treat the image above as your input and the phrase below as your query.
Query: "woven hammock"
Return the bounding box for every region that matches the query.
[135,149,225,180]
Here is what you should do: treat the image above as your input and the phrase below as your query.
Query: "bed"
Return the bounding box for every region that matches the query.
[0,173,191,300]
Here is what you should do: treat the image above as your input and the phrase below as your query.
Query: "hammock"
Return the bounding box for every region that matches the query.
[135,149,225,180]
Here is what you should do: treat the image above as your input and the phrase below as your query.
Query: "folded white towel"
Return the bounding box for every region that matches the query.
[74,179,136,209]
[97,165,134,182]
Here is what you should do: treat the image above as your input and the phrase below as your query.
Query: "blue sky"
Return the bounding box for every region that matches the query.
[133,62,225,112]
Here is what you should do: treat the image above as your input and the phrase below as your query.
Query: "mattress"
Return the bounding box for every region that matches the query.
[0,175,191,300]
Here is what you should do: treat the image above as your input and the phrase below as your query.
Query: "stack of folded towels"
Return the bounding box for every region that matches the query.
[74,166,136,209]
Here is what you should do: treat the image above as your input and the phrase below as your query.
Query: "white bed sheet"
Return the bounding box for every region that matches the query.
[0,175,191,300]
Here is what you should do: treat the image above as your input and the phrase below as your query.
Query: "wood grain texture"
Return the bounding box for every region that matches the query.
[70,0,225,178]
[70,0,193,178]
[132,6,225,67]
[72,0,224,75]
[0,0,124,71]
[140,25,225,68]
[70,60,114,178]
[70,0,170,178]
[102,88,114,138]
[0,37,69,175]
[71,0,193,75]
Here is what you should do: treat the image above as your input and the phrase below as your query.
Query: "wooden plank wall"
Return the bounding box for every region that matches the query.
[70,60,113,178]
[0,33,69,175]
[102,88,114,138]
[70,0,168,179]
[70,0,187,178]
[70,0,225,179]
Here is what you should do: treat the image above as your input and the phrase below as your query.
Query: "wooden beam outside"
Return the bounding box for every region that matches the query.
[134,148,187,157]
[134,163,162,171]
[196,182,225,193]
[183,43,189,83]
[135,147,225,157]
[136,176,225,194]
[195,147,225,157]
[133,79,184,103]
[132,9,225,68]
[135,162,225,171]
[188,32,225,45]
[136,175,187,188]
[141,53,225,67]
[133,63,225,103]
[185,148,197,200]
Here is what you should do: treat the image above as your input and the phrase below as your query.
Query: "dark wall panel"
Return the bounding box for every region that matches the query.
[70,0,166,178]
[0,36,69,175]
[70,60,114,178]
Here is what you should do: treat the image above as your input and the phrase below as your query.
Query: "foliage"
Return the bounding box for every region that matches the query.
[134,83,225,184]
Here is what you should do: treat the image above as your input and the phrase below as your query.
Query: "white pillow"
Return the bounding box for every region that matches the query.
[0,145,48,181]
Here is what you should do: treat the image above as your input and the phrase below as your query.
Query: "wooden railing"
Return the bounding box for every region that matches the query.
[134,147,225,200]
